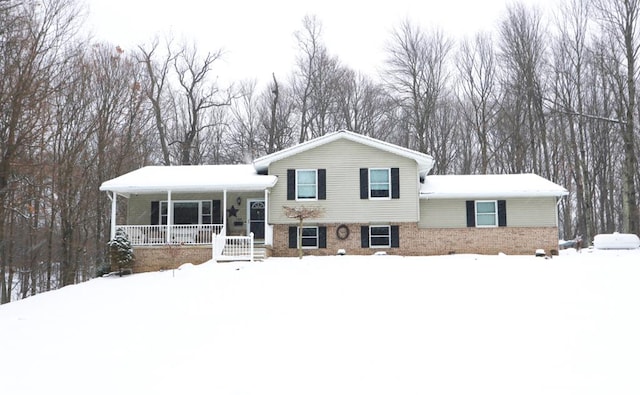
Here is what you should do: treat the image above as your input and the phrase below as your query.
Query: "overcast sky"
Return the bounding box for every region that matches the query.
[85,0,560,84]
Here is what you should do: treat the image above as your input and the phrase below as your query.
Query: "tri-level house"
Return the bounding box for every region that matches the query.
[100,130,568,272]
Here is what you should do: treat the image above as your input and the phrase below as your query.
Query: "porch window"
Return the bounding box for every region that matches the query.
[160,200,213,225]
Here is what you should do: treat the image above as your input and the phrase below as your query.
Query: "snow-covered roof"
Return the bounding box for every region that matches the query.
[420,174,569,199]
[100,165,277,197]
[253,130,435,177]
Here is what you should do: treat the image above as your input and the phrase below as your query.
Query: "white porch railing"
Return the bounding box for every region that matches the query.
[118,224,224,245]
[212,232,254,262]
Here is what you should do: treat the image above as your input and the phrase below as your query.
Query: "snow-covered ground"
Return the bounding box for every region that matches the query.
[1,249,639,395]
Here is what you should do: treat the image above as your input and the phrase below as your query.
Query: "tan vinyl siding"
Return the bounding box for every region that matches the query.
[419,197,558,228]
[506,197,558,227]
[419,199,467,228]
[268,139,420,224]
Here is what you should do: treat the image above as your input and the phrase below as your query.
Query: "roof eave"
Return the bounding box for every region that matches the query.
[420,191,569,199]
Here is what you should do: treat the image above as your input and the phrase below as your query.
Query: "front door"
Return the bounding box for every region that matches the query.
[248,199,265,240]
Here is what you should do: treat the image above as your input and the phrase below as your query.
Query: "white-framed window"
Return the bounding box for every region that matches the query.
[160,200,212,225]
[370,225,391,247]
[296,169,318,200]
[369,168,390,198]
[299,226,319,248]
[475,200,498,227]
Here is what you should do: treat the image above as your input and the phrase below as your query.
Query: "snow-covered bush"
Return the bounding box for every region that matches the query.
[108,228,135,275]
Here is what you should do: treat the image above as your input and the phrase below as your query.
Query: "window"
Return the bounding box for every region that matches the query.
[300,226,319,248]
[160,200,213,225]
[369,168,390,198]
[288,226,327,249]
[361,225,400,248]
[287,169,326,200]
[296,169,317,200]
[369,225,391,247]
[475,200,498,227]
[360,168,399,199]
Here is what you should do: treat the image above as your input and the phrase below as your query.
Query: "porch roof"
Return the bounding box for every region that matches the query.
[100,164,277,197]
[420,174,569,199]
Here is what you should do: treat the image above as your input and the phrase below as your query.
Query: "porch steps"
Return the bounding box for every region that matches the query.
[218,245,267,262]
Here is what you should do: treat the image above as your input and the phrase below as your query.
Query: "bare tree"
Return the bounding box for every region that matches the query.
[383,20,453,171]
[137,37,177,165]
[283,205,324,259]
[497,3,551,175]
[0,0,82,302]
[173,43,231,165]
[592,0,640,234]
[456,32,500,173]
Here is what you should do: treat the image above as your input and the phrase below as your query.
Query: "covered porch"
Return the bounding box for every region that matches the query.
[100,165,277,251]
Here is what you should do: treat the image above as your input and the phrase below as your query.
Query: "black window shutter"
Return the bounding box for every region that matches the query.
[360,168,368,199]
[391,168,400,199]
[151,201,159,225]
[318,169,326,200]
[319,226,327,248]
[498,200,507,227]
[287,169,295,200]
[212,200,221,224]
[391,225,400,248]
[361,226,369,247]
[288,226,297,248]
[466,200,475,227]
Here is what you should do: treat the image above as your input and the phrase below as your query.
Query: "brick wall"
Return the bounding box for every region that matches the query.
[132,245,212,273]
[272,223,559,257]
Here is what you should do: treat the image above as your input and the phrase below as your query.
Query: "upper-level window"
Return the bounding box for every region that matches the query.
[475,200,498,227]
[369,168,390,198]
[296,169,317,200]
[360,167,399,200]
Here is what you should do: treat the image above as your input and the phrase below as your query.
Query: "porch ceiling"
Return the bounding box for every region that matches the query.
[100,164,277,197]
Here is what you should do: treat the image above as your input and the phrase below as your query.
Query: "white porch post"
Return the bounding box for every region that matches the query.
[110,191,117,240]
[223,189,227,235]
[167,190,172,243]
[264,189,269,243]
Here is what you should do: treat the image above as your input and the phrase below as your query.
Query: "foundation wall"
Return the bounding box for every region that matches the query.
[272,223,559,257]
[131,245,212,273]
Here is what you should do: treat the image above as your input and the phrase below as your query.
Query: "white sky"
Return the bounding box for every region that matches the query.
[85,0,560,84]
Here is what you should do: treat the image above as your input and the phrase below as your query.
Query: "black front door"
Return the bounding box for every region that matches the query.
[249,200,265,240]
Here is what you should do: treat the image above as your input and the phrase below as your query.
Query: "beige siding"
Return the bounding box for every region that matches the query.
[507,197,558,227]
[419,200,467,228]
[419,197,558,228]
[268,139,420,224]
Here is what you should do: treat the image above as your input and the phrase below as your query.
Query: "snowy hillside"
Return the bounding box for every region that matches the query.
[1,250,639,395]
